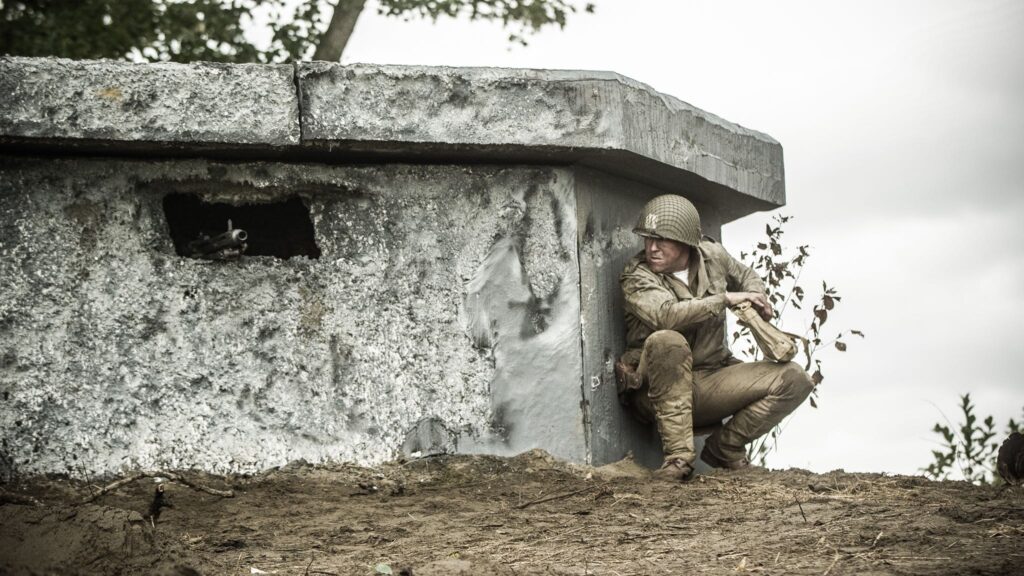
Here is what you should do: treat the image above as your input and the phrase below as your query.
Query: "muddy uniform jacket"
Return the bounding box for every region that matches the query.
[619,239,765,378]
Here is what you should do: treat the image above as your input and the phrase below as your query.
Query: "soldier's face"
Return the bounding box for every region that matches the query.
[644,237,690,273]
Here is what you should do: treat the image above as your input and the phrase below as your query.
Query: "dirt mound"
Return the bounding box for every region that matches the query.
[1,452,1022,575]
[0,502,174,574]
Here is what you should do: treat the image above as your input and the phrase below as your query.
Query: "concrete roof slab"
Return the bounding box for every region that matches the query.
[298,63,785,210]
[0,57,299,146]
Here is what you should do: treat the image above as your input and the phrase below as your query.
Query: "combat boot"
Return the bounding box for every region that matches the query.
[614,360,643,391]
[653,459,694,482]
[700,443,752,470]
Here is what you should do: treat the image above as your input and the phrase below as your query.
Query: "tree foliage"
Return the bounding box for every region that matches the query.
[923,393,1022,485]
[733,214,863,464]
[376,0,593,46]
[0,0,594,63]
[0,0,265,63]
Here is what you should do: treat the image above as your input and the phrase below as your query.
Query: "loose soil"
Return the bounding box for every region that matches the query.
[1,450,1021,576]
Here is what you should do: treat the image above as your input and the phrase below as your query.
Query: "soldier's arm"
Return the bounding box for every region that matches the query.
[711,243,773,319]
[622,272,728,331]
[719,245,766,294]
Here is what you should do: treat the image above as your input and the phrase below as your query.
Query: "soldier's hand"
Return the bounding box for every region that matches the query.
[749,293,774,321]
[726,292,774,321]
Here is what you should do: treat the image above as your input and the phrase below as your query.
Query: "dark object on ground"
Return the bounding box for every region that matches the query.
[998,432,1023,485]
[148,484,172,524]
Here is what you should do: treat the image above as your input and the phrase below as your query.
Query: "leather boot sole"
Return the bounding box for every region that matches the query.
[700,444,751,470]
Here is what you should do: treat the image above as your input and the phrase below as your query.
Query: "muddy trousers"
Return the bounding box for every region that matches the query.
[628,330,814,464]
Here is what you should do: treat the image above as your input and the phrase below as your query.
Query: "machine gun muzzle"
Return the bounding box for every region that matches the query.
[187,225,248,259]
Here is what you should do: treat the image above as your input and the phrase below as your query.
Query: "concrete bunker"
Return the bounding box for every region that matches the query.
[0,57,785,478]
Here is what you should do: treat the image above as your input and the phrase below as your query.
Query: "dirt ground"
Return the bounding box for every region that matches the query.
[1,450,1022,576]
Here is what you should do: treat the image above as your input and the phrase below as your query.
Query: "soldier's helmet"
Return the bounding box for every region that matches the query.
[632,194,702,247]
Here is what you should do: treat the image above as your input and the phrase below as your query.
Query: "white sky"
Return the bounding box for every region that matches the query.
[253,0,1024,476]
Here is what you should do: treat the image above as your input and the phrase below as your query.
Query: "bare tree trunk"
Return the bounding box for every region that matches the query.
[313,0,368,61]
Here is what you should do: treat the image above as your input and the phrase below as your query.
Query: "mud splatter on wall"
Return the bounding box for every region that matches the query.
[459,175,584,460]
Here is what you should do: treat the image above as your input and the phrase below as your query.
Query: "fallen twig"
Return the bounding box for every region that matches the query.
[618,530,697,542]
[975,504,1024,511]
[514,485,596,509]
[822,551,840,575]
[82,471,234,503]
[794,495,808,523]
[419,479,495,492]
[806,493,863,504]
[716,551,745,560]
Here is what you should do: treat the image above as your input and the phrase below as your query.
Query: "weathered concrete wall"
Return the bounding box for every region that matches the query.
[0,157,582,477]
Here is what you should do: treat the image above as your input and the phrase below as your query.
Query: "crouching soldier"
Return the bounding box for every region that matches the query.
[616,194,814,482]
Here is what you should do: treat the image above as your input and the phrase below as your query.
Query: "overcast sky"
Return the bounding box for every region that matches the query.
[254,0,1024,476]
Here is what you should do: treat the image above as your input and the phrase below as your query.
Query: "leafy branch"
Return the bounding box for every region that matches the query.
[733,214,863,464]
[923,393,1022,485]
